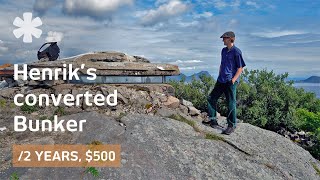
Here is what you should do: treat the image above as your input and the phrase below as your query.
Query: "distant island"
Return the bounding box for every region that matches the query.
[295,76,320,83]
[168,72,320,84]
[167,71,212,82]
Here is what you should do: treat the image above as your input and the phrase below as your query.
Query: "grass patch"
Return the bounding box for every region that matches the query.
[10,102,16,108]
[39,116,48,120]
[205,133,226,141]
[145,103,153,109]
[168,114,201,132]
[47,108,65,121]
[115,112,127,122]
[311,162,320,175]
[90,140,103,145]
[10,172,19,180]
[205,132,251,156]
[54,107,66,116]
[168,114,225,141]
[168,114,251,156]
[20,104,38,114]
[0,99,6,108]
[49,115,54,121]
[84,167,100,178]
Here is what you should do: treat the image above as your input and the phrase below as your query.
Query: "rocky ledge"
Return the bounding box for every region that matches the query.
[0,84,320,179]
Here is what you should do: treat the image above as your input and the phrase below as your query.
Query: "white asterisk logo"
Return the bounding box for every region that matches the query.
[13,12,42,43]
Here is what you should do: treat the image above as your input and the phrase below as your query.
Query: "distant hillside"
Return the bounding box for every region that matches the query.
[296,76,320,83]
[167,71,213,82]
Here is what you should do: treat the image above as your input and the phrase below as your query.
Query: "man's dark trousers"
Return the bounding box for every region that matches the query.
[207,80,238,127]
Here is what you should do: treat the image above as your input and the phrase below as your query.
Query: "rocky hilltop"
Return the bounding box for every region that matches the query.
[0,83,320,180]
[0,51,320,179]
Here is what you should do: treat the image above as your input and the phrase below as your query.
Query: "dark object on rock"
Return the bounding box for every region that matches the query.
[37,42,60,61]
[202,120,222,129]
[222,126,236,135]
[0,80,8,89]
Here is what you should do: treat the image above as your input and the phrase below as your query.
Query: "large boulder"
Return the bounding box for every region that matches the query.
[163,95,180,108]
[1,112,320,180]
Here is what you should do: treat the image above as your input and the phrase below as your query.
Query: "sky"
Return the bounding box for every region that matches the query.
[0,0,319,79]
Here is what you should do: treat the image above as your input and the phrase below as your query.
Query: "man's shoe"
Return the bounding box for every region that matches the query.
[222,126,236,135]
[202,120,220,129]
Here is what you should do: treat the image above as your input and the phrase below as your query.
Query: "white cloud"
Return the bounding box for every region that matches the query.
[176,20,199,28]
[33,0,58,15]
[63,0,134,19]
[246,1,259,9]
[139,0,189,26]
[180,66,196,70]
[46,31,64,43]
[213,0,240,10]
[174,59,203,63]
[251,30,306,38]
[0,40,8,56]
[193,12,213,19]
[228,19,238,26]
[213,0,227,9]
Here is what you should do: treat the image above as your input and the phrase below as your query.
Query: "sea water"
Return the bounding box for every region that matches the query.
[293,83,320,99]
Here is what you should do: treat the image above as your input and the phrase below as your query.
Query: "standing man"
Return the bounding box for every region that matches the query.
[202,31,246,135]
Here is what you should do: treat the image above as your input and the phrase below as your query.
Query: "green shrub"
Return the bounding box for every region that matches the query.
[295,109,320,132]
[236,69,298,130]
[169,73,215,112]
[306,143,320,160]
[294,109,320,159]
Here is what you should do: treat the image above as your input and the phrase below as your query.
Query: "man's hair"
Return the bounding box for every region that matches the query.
[230,37,235,43]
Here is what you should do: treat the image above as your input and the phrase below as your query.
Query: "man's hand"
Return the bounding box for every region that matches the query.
[231,67,244,84]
